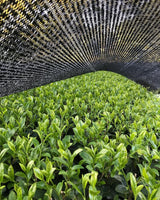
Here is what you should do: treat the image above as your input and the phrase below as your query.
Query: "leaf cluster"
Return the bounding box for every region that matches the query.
[0,71,160,199]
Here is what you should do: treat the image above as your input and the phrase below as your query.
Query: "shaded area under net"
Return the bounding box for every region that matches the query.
[0,0,160,97]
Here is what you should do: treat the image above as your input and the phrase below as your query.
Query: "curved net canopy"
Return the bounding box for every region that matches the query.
[0,0,160,97]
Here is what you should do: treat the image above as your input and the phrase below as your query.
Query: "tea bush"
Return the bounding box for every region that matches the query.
[0,71,160,200]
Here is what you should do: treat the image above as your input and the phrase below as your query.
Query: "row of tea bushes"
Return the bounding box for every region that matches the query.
[0,71,160,199]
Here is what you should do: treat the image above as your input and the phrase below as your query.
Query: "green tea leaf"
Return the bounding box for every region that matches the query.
[15,172,26,178]
[0,148,8,161]
[130,173,137,195]
[8,191,17,200]
[0,163,4,183]
[0,185,5,190]
[41,152,51,158]
[36,181,46,189]
[46,167,56,183]
[33,168,44,181]
[115,184,128,194]
[136,185,143,195]
[8,141,16,153]
[155,187,160,199]
[89,185,100,200]
[82,173,90,192]
[14,184,23,200]
[57,140,64,150]
[72,148,83,159]
[142,168,149,182]
[56,182,63,195]
[28,183,37,198]
[8,165,14,181]
[90,171,98,187]
[27,160,34,171]
[52,187,63,200]
[54,157,69,168]
[96,149,108,159]
[71,165,84,170]
[80,151,93,164]
[68,181,83,197]
[19,163,26,172]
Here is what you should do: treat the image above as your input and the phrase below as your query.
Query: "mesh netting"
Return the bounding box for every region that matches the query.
[0,0,160,97]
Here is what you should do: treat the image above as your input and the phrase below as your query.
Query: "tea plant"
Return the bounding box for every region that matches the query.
[0,71,160,199]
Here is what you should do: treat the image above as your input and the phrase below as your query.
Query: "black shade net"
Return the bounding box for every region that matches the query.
[0,0,160,97]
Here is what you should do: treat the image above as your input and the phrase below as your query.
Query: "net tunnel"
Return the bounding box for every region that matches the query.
[0,0,160,97]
